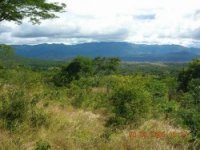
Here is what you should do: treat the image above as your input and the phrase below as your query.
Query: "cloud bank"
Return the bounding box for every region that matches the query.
[0,0,200,47]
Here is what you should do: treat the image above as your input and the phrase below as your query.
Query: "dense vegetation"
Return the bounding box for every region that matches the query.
[0,0,65,24]
[0,47,200,149]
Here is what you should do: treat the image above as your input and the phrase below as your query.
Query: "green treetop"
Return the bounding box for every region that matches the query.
[0,0,66,24]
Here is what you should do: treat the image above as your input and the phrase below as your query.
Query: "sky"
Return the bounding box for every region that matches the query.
[1,0,200,47]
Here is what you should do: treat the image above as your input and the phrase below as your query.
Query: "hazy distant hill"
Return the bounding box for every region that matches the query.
[13,42,200,62]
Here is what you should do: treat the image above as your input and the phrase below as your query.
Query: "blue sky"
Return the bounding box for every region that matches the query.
[1,0,200,47]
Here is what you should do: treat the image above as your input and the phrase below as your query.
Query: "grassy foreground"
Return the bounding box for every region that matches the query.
[0,57,199,149]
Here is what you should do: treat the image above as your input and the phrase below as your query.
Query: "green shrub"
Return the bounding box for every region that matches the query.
[178,78,200,138]
[160,100,179,119]
[93,57,120,75]
[30,109,49,128]
[188,79,200,106]
[178,92,200,138]
[146,79,168,101]
[178,108,200,138]
[35,140,51,150]
[0,91,28,130]
[53,57,121,86]
[108,84,152,127]
[53,56,93,86]
[72,90,88,108]
[178,59,200,92]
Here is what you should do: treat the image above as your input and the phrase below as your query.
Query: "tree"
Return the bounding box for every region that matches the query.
[178,59,200,92]
[54,57,93,86]
[54,57,121,86]
[0,0,66,24]
[188,79,200,106]
[93,57,120,75]
[177,59,200,138]
[0,44,15,56]
[0,44,16,67]
[0,1,66,67]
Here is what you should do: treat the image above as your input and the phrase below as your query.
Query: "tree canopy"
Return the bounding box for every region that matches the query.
[0,0,66,24]
[53,57,121,86]
[0,44,16,67]
[178,59,200,92]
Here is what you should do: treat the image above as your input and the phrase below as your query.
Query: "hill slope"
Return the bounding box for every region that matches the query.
[13,42,200,62]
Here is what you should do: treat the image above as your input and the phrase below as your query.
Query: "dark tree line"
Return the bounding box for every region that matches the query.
[53,56,121,86]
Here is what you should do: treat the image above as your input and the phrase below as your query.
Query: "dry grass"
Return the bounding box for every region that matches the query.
[0,103,106,150]
[105,120,191,150]
[0,105,193,150]
[91,87,108,93]
[0,83,193,150]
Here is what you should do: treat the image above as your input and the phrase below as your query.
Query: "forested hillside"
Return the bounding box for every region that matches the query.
[13,42,200,62]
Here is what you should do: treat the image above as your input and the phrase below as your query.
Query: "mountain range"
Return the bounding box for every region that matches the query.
[13,42,200,62]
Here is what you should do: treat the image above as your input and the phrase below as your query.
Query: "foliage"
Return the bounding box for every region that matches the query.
[0,45,16,68]
[35,140,51,150]
[146,79,168,101]
[108,78,152,127]
[54,57,93,86]
[30,109,49,128]
[0,57,199,149]
[175,59,200,138]
[0,0,66,24]
[188,79,200,106]
[178,59,200,92]
[93,57,120,75]
[161,100,179,119]
[0,45,15,56]
[178,107,200,138]
[0,91,28,130]
[54,56,121,86]
[120,62,185,76]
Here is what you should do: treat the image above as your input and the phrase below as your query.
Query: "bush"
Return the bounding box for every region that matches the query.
[178,59,200,92]
[146,79,168,101]
[53,57,121,86]
[30,109,49,128]
[108,84,152,127]
[53,56,93,86]
[178,108,200,138]
[178,91,200,138]
[35,140,51,150]
[188,79,200,106]
[93,57,120,75]
[0,91,28,130]
[160,100,179,119]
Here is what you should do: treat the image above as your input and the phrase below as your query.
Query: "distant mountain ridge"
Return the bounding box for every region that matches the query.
[12,42,200,62]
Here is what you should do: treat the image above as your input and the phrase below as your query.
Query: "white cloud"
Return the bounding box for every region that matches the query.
[0,0,200,47]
